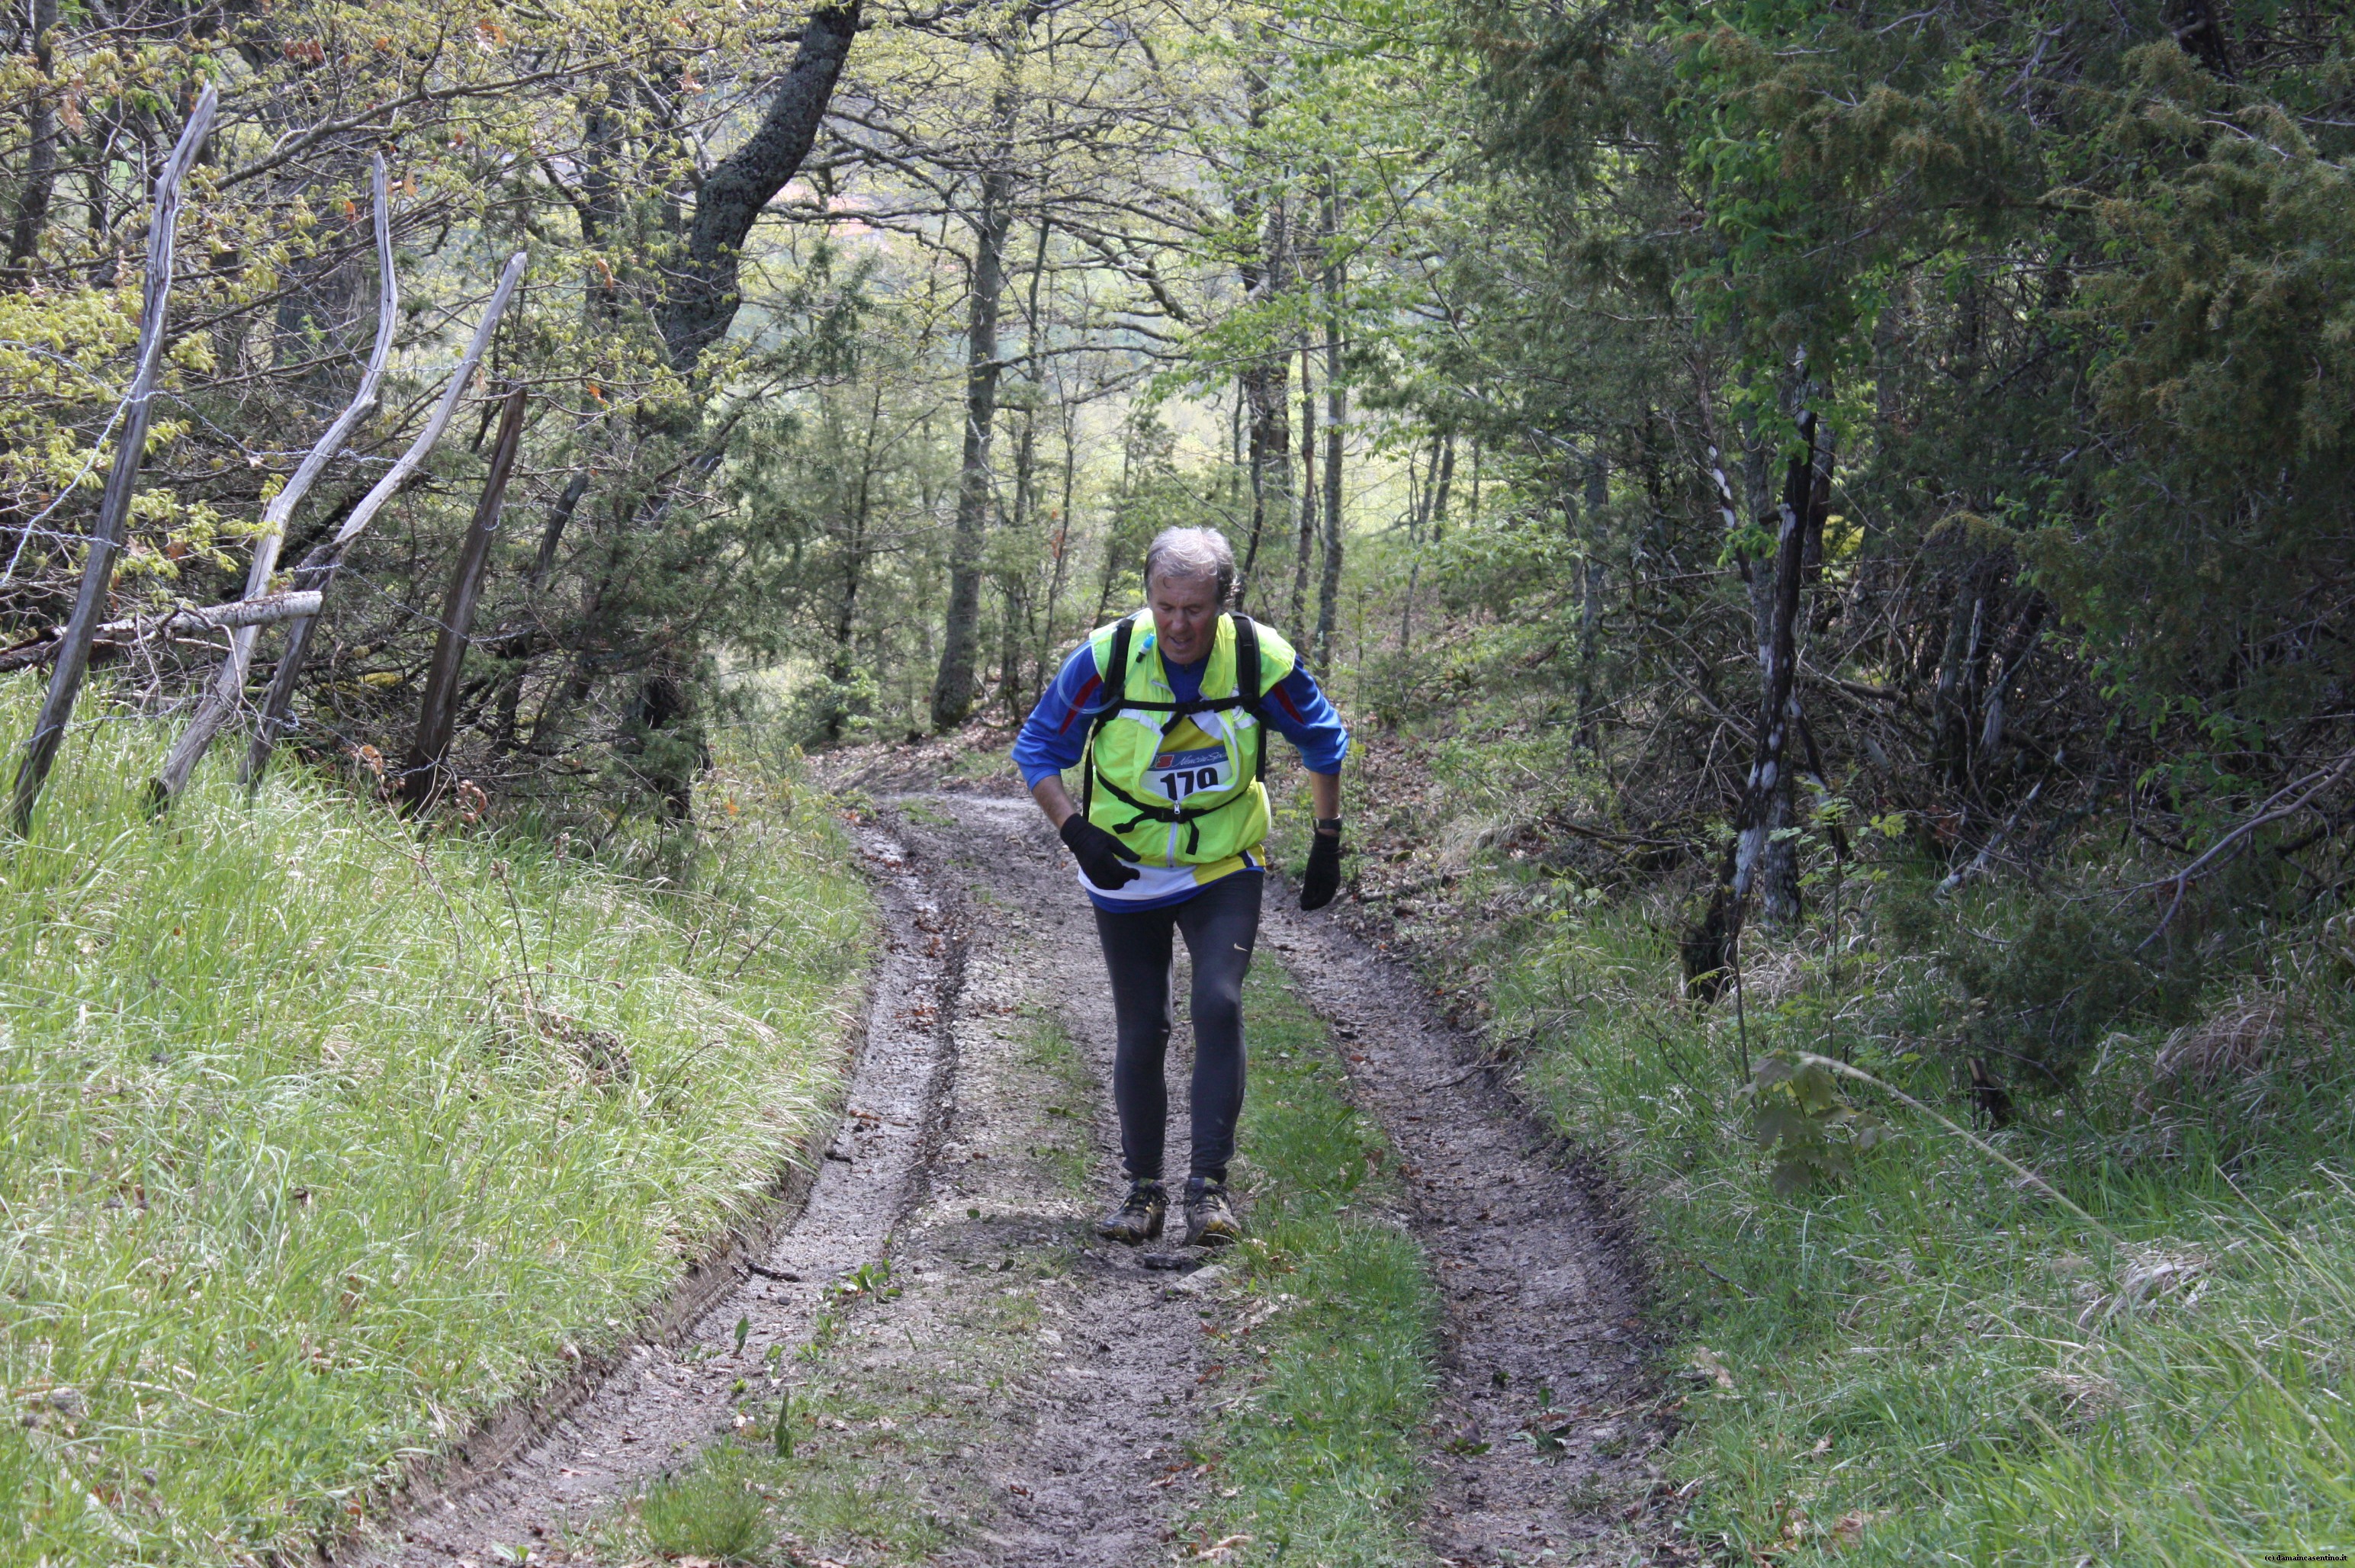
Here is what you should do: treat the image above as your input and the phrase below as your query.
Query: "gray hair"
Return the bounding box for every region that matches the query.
[1143,526,1235,605]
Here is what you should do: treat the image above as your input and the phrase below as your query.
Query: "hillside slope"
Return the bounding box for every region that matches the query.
[0,679,869,1566]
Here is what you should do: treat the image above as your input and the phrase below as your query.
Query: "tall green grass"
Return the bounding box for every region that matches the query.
[0,676,869,1566]
[1494,888,2355,1564]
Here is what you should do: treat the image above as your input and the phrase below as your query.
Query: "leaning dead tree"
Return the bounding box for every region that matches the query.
[243,249,529,791]
[8,88,217,834]
[148,155,401,810]
[400,382,529,808]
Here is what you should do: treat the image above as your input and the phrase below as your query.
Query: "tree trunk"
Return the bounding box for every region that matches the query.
[929,72,1022,731]
[1574,450,1603,744]
[998,215,1050,715]
[5,0,59,282]
[998,406,1033,717]
[1290,339,1316,633]
[1402,434,1450,655]
[400,385,529,808]
[1313,182,1345,672]
[1734,414,1830,919]
[1682,410,1834,994]
[1036,398,1076,680]
[1230,115,1291,610]
[1399,437,1431,653]
[824,387,885,743]
[657,4,860,371]
[531,470,592,590]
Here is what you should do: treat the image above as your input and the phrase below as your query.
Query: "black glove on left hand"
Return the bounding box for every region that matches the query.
[1300,831,1342,911]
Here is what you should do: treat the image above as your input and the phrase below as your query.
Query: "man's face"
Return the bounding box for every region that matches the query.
[1148,571,1220,664]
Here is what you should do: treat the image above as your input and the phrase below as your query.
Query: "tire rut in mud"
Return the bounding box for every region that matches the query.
[808,791,1219,1566]
[1261,900,1663,1566]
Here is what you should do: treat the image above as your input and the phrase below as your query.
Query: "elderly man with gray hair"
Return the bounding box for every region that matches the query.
[1014,526,1350,1249]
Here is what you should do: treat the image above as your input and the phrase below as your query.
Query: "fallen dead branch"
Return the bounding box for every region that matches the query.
[2132,750,2355,949]
[0,591,323,673]
[7,86,217,832]
[241,247,529,791]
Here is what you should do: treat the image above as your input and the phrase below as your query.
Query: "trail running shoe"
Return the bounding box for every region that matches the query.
[1095,1179,1167,1245]
[1183,1176,1241,1248]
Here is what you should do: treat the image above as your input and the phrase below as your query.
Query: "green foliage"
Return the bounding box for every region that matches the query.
[1945,898,2197,1081]
[1741,1053,1894,1196]
[2051,47,2355,728]
[1497,888,2355,1564]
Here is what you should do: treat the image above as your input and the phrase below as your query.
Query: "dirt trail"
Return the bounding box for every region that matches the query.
[360,780,1656,1566]
[825,789,1217,1567]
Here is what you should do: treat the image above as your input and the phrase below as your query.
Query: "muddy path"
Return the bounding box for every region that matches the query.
[1259,901,1665,1565]
[359,780,1658,1566]
[816,789,1220,1568]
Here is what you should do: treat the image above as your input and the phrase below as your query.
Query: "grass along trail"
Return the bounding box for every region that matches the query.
[364,819,959,1565]
[0,682,867,1568]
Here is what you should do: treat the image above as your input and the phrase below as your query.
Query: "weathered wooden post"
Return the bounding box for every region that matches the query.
[8,86,217,834]
[241,249,529,792]
[399,383,529,809]
[149,154,400,810]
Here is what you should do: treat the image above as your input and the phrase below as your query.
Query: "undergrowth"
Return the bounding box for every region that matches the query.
[1185,961,1441,1566]
[1492,869,2355,1564]
[0,676,869,1566]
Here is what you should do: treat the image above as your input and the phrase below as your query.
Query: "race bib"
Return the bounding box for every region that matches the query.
[1149,744,1228,802]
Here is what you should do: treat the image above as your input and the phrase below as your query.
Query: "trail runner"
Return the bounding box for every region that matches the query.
[1014,527,1350,1248]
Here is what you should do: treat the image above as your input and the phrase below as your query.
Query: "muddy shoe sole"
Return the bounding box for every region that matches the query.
[1183,1198,1241,1248]
[1095,1215,1165,1245]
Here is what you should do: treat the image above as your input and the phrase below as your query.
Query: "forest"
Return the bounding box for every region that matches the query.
[2,0,2353,1560]
[3,0,2351,855]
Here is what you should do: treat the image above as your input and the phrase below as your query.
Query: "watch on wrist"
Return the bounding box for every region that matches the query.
[1312,816,1344,836]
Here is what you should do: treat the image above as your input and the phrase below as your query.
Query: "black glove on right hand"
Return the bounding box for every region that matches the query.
[1300,831,1342,911]
[1060,814,1141,891]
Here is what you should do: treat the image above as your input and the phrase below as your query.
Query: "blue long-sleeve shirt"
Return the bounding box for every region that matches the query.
[1014,626,1350,910]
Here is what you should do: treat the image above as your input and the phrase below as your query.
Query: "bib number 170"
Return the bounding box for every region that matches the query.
[1152,747,1228,801]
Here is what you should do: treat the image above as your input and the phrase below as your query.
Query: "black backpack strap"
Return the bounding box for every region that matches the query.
[1080,612,1140,822]
[1229,612,1267,783]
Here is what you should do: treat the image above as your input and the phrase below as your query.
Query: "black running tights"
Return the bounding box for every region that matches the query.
[1093,872,1261,1184]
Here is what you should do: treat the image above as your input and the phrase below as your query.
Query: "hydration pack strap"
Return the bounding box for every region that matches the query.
[1078,612,1142,825]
